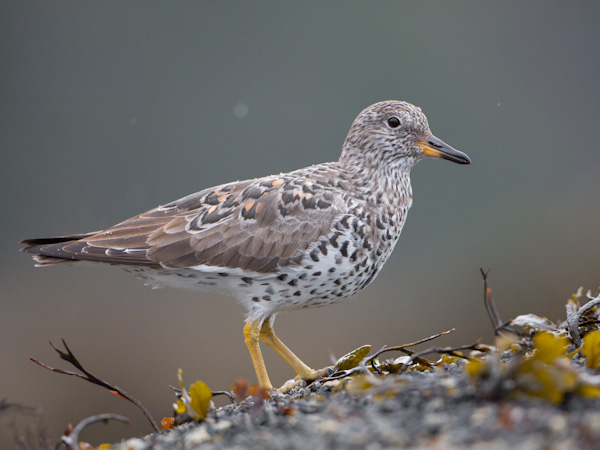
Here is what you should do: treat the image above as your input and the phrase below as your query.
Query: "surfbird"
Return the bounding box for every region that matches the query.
[21,101,470,389]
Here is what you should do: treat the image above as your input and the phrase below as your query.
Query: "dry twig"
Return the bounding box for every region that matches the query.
[480,268,521,336]
[210,390,237,404]
[365,329,455,373]
[480,268,503,332]
[29,339,159,432]
[399,341,487,371]
[169,386,237,405]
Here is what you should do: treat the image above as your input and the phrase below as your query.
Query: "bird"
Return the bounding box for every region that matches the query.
[21,100,470,389]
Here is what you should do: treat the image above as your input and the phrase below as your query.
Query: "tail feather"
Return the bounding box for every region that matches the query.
[20,232,159,268]
[20,233,98,267]
[20,232,99,246]
[29,255,75,267]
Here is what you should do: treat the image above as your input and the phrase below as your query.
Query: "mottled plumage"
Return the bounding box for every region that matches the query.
[21,101,470,388]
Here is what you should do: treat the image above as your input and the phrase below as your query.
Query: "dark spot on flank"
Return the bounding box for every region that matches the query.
[310,250,319,262]
[277,274,288,281]
[376,218,385,230]
[241,277,253,285]
[293,291,301,296]
[299,273,307,280]
[340,216,351,229]
[349,249,358,262]
[340,241,349,257]
[288,279,298,287]
[318,240,328,255]
[312,271,322,277]
[262,295,271,301]
[328,267,336,273]
[252,297,260,302]
[329,232,340,248]
[334,279,341,285]
[218,272,229,277]
[356,225,365,239]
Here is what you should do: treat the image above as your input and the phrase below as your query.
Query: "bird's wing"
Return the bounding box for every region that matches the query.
[22,172,344,273]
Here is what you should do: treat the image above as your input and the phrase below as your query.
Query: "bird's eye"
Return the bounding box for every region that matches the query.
[387,117,401,128]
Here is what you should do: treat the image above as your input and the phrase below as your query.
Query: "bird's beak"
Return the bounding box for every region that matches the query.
[418,134,471,165]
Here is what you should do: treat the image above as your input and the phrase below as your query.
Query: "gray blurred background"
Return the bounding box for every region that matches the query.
[2,1,599,447]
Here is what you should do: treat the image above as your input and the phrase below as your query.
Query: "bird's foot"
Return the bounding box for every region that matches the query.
[277,366,334,394]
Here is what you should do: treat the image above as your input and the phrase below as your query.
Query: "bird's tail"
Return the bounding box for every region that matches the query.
[20,233,98,266]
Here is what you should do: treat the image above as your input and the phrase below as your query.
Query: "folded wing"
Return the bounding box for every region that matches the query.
[21,174,342,274]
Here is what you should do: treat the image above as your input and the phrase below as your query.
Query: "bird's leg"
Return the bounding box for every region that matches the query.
[259,318,331,382]
[243,320,273,389]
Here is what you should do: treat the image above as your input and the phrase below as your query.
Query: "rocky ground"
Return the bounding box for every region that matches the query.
[111,362,600,450]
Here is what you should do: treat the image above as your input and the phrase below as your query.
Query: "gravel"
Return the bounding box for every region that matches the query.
[112,363,600,450]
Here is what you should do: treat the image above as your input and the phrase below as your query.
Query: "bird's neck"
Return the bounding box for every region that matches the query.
[337,157,414,211]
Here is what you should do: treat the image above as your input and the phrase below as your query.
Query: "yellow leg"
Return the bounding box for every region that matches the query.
[259,318,330,382]
[243,320,273,389]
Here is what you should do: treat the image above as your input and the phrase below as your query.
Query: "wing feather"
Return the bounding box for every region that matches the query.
[22,168,346,273]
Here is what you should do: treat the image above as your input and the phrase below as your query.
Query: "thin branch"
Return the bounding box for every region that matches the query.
[30,339,159,432]
[365,329,455,371]
[479,268,521,336]
[211,390,237,404]
[317,365,369,383]
[480,268,504,334]
[56,414,131,450]
[399,341,487,371]
[170,386,237,405]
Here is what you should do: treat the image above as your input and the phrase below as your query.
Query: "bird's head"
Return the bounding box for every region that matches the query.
[340,100,471,171]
